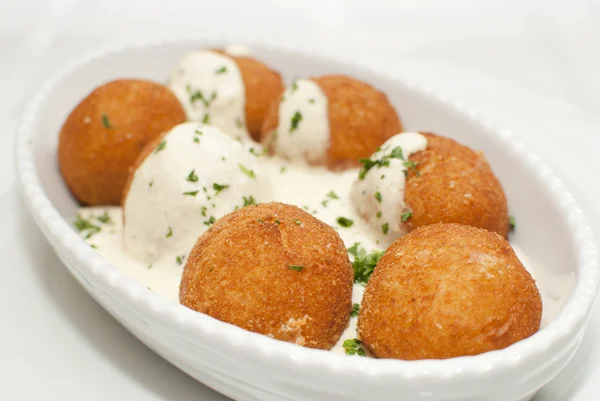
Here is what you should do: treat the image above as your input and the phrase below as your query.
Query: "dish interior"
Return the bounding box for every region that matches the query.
[31,41,577,338]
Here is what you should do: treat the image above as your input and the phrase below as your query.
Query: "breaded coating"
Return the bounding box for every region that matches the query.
[404,133,509,238]
[260,75,402,170]
[58,79,186,205]
[358,223,542,360]
[180,202,353,350]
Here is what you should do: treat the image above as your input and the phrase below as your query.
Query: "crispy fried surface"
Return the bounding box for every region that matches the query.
[358,223,542,360]
[404,133,509,238]
[260,75,402,170]
[179,202,354,350]
[58,79,186,205]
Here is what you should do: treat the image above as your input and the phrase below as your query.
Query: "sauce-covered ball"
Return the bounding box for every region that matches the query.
[123,122,272,264]
[58,79,186,205]
[358,223,542,360]
[168,47,284,142]
[352,132,509,245]
[260,75,402,170]
[180,202,354,350]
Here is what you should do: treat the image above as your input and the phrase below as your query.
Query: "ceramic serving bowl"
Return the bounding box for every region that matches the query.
[15,38,599,401]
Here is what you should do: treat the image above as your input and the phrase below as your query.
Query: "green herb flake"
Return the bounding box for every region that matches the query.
[193,137,200,144]
[176,255,185,265]
[376,211,382,218]
[201,206,207,216]
[295,219,301,225]
[509,216,516,231]
[280,166,287,174]
[327,191,339,200]
[401,211,413,222]
[343,338,366,356]
[374,191,382,203]
[289,111,303,134]
[291,80,299,92]
[90,244,98,249]
[337,217,354,228]
[249,147,260,157]
[215,65,227,74]
[194,129,203,136]
[390,146,404,160]
[166,227,173,238]
[213,182,229,195]
[275,219,281,225]
[358,146,406,180]
[347,243,384,284]
[351,303,360,317]
[204,216,216,226]
[183,191,199,196]
[403,160,420,177]
[236,118,243,129]
[239,164,256,178]
[149,179,154,187]
[382,223,389,235]
[321,200,329,208]
[97,211,111,224]
[243,195,256,206]
[202,114,211,124]
[187,86,217,108]
[155,140,167,154]
[73,214,101,239]
[308,98,315,104]
[101,114,112,129]
[287,265,304,272]
[187,169,199,182]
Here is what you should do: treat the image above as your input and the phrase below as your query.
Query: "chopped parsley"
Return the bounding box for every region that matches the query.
[166,227,173,238]
[403,160,420,177]
[90,244,98,249]
[374,191,382,202]
[382,223,389,234]
[291,80,299,92]
[176,255,185,265]
[73,214,101,239]
[149,179,154,187]
[154,140,166,154]
[295,219,301,225]
[193,137,200,143]
[201,206,207,216]
[342,339,366,356]
[236,118,243,129]
[337,217,354,228]
[326,191,339,200]
[243,195,256,206]
[213,182,229,195]
[287,265,304,271]
[347,243,384,285]
[202,114,211,124]
[280,166,287,173]
[97,211,111,224]
[509,215,516,231]
[204,216,216,226]
[391,146,404,159]
[351,303,360,317]
[183,191,199,196]
[187,170,199,182]
[194,129,203,136]
[289,111,302,134]
[249,147,260,157]
[239,164,256,178]
[215,66,227,74]
[321,200,329,208]
[275,219,281,225]
[358,145,406,180]
[101,114,112,129]
[376,211,382,218]
[401,211,412,222]
[187,85,217,108]
[308,98,315,104]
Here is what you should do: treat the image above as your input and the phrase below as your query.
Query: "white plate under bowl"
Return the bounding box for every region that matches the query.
[14,39,599,401]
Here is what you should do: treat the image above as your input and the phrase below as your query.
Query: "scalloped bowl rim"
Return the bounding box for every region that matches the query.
[14,36,600,381]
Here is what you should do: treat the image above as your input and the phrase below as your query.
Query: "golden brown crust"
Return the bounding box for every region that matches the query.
[358,223,542,360]
[404,132,509,238]
[58,79,186,205]
[179,202,353,350]
[259,75,402,170]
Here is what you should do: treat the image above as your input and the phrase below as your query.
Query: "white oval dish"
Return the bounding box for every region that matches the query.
[15,38,599,401]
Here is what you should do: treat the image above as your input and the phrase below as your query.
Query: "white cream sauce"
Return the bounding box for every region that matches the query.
[351,132,428,248]
[169,50,249,140]
[77,128,551,355]
[268,79,330,165]
[224,44,251,57]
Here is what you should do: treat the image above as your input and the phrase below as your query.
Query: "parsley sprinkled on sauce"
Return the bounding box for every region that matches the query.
[221,156,226,161]
[295,219,301,225]
[90,244,98,249]
[187,85,217,108]
[327,191,339,200]
[148,264,152,269]
[183,191,199,196]
[213,182,229,195]
[343,339,366,356]
[195,129,203,136]
[275,219,281,225]
[351,303,360,317]
[215,66,227,74]
[391,146,404,159]
[321,200,329,208]
[358,145,406,179]
[204,216,216,226]
[337,217,354,228]
[347,243,384,284]
[101,114,112,129]
[249,147,261,157]
[149,179,154,187]
[374,191,382,202]
[509,215,516,231]
[201,206,207,216]
[291,80,299,92]
[155,140,166,154]
[289,111,302,134]
[74,214,101,239]
[176,255,185,265]
[382,223,389,234]
[287,265,304,271]
[166,227,173,238]
[403,160,420,177]
[257,218,264,223]
[202,114,211,124]
[308,98,315,104]
[243,195,256,206]
[236,118,243,129]
[376,211,382,218]
[280,166,287,174]
[187,170,199,182]
[401,211,413,222]
[239,164,256,178]
[193,137,200,143]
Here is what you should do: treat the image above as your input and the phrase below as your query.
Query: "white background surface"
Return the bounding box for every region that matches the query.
[2,0,600,400]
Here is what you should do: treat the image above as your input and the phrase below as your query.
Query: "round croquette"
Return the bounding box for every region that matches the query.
[180,202,353,350]
[357,223,542,360]
[58,79,186,205]
[403,133,509,238]
[260,75,402,170]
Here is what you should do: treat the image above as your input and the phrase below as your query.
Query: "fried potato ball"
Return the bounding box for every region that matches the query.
[260,75,402,170]
[358,223,542,360]
[404,133,509,238]
[58,79,186,205]
[180,202,353,350]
